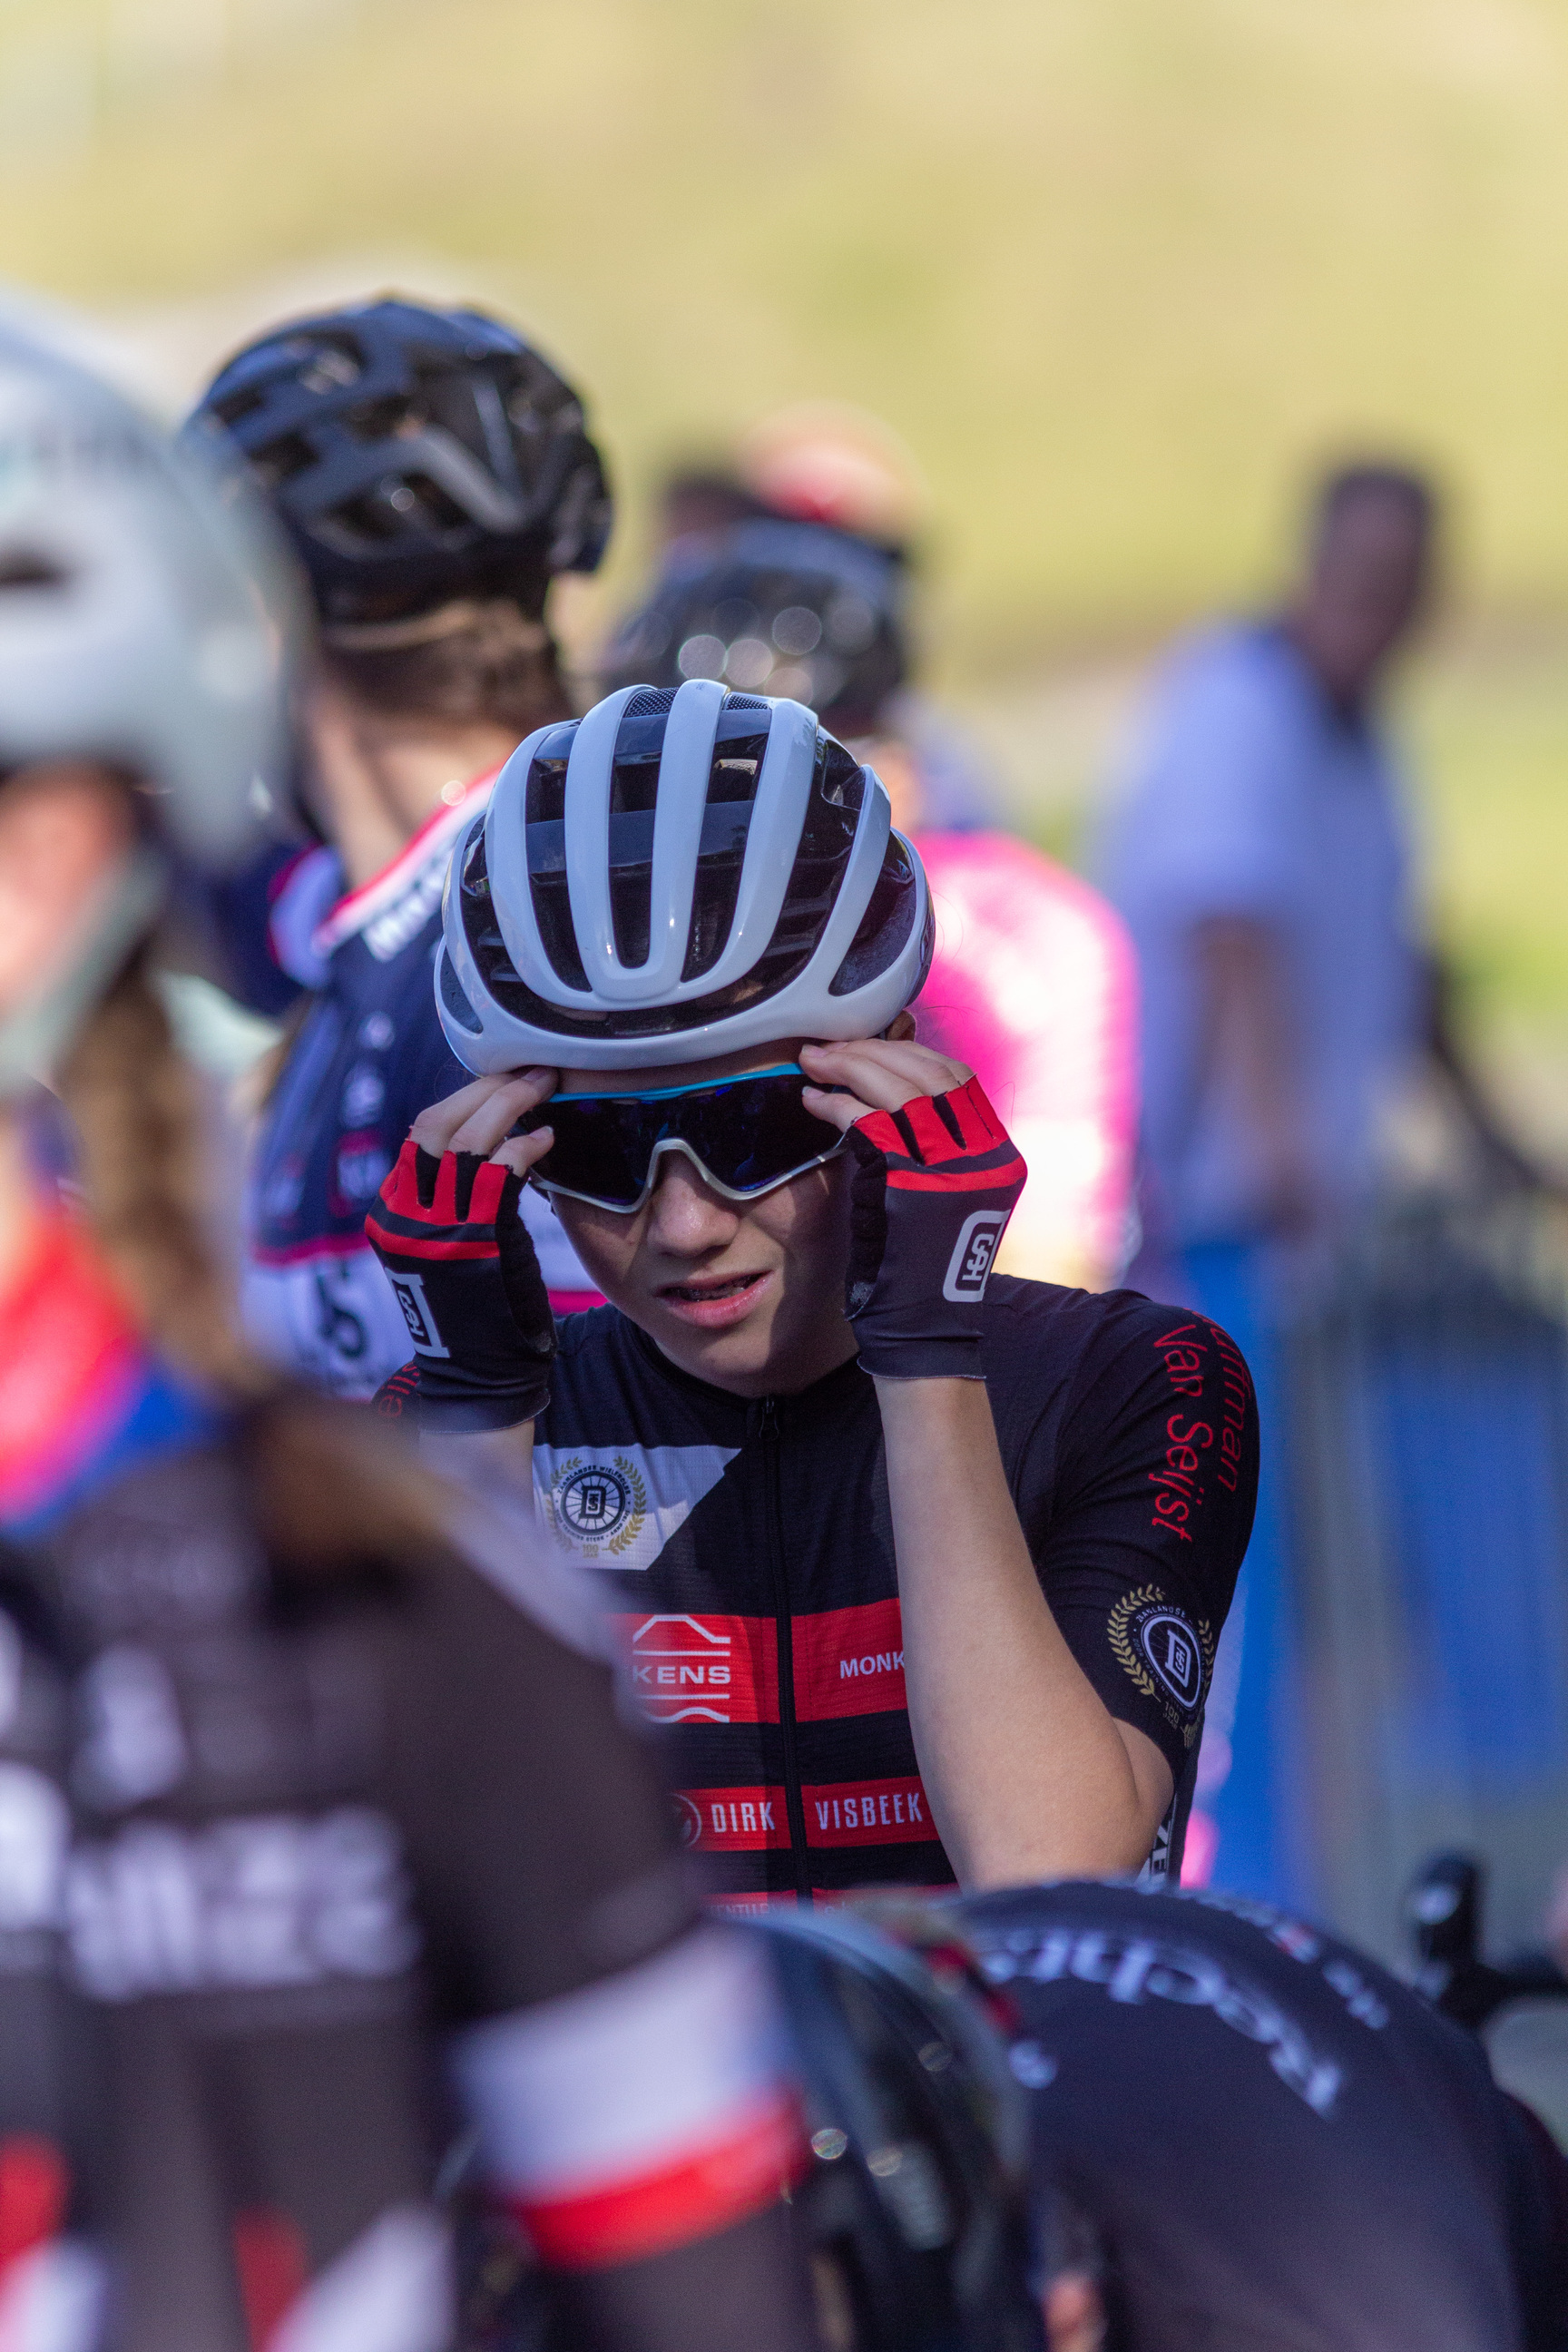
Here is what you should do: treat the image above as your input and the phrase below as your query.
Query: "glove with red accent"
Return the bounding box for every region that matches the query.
[364,1142,554,1432]
[843,1077,1026,1379]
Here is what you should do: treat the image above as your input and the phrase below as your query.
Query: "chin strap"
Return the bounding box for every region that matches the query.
[0,844,167,1102]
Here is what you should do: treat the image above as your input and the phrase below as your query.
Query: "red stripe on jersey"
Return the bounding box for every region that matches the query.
[803,1775,934,1845]
[514,2087,803,2270]
[681,1775,936,1851]
[612,1613,776,1724]
[0,2136,65,2274]
[232,2207,308,2352]
[614,1604,910,1726]
[680,1786,789,1850]
[793,1597,907,1720]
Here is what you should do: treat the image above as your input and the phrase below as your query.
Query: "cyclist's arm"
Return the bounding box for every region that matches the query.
[800,1038,1257,1891]
[396,1517,816,2352]
[800,1035,1171,1886]
[874,1374,1174,1886]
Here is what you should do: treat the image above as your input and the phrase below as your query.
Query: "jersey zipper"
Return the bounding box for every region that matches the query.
[756,1394,812,1904]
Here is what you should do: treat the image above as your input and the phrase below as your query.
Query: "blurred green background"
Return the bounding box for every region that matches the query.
[5,0,1568,1135]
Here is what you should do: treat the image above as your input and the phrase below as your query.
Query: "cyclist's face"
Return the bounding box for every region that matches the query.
[0,765,133,1024]
[549,1039,860,1397]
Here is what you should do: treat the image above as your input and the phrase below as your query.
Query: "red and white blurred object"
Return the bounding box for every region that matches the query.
[738,403,926,550]
[913,833,1138,1294]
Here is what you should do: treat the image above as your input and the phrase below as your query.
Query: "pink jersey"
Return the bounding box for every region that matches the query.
[912,831,1138,1290]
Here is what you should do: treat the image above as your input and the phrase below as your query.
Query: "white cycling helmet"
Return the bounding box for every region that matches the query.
[0,306,295,873]
[436,679,933,1072]
[0,302,299,1091]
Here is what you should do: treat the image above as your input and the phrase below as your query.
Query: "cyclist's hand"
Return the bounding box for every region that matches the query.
[801,1040,1025,1381]
[410,1065,560,1179]
[365,1084,558,1432]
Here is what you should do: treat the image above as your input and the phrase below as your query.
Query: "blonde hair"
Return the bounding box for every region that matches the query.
[58,947,266,1396]
[57,946,454,1565]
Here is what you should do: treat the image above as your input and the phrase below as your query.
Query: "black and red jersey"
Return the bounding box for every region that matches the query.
[0,1207,803,2346]
[534,1277,1259,1906]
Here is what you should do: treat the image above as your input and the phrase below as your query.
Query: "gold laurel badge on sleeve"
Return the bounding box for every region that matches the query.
[1110,1585,1216,1748]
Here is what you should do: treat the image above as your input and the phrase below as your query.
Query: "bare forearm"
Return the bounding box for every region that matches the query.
[876,1377,1166,1888]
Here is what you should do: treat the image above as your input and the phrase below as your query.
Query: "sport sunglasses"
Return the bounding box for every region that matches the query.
[514,1063,846,1213]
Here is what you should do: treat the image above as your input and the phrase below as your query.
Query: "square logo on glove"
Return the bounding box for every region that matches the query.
[387,1270,451,1357]
[942,1210,1009,1303]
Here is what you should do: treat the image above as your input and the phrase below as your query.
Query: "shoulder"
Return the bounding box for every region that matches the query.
[982,1279,1256,1491]
[981,1277,1236,1394]
[1153,620,1299,708]
[543,1307,675,1443]
[554,1301,634,1365]
[1134,622,1311,776]
[976,1276,1152,1438]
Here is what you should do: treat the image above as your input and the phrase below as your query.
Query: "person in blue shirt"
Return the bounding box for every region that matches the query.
[1100,461,1544,1903]
[1104,461,1536,1276]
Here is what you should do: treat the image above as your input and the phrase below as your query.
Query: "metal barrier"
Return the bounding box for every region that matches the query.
[1283,1193,1568,1965]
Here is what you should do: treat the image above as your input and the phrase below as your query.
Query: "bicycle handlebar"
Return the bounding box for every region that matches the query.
[1406,1854,1568,2032]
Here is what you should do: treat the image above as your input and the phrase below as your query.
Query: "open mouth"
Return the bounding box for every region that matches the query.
[661,1273,764,1303]
[655,1269,772,1328]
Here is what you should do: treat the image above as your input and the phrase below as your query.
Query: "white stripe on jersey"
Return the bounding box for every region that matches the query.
[450,1925,788,2198]
[270,2205,450,2352]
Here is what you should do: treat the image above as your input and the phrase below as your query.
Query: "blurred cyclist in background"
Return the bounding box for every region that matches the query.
[190,298,605,1397]
[0,310,816,2352]
[756,1882,1568,2350]
[652,402,995,836]
[603,516,1136,1289]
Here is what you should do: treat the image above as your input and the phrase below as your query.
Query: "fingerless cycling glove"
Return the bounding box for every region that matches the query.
[844,1077,1026,1379]
[365,1143,554,1431]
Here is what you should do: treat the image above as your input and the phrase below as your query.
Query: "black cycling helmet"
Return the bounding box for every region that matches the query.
[748,1908,1044,2352]
[189,297,612,627]
[602,517,907,737]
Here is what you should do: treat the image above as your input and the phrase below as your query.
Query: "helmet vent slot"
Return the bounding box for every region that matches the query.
[681,710,768,982]
[829,838,923,997]
[439,948,484,1033]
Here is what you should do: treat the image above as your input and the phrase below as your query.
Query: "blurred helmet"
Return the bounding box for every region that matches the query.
[0,302,297,1090]
[0,310,294,874]
[750,1908,1043,2352]
[603,519,907,738]
[739,401,926,556]
[188,297,611,627]
[436,678,932,1073]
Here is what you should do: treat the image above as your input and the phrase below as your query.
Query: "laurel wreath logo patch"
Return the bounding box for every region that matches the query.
[544,1454,651,1559]
[1109,1584,1215,1749]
